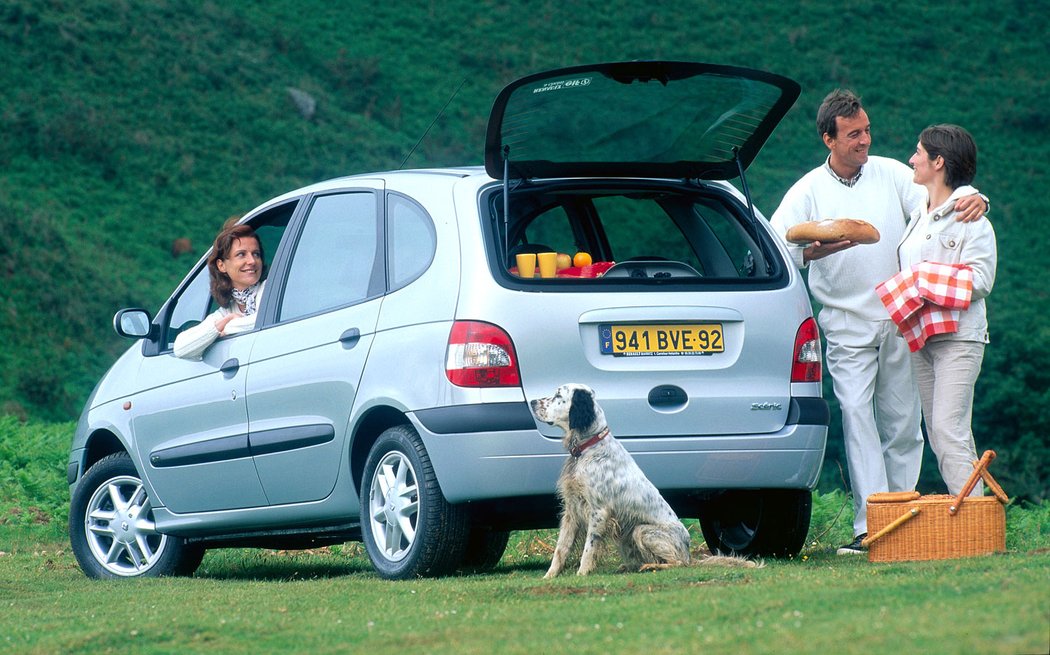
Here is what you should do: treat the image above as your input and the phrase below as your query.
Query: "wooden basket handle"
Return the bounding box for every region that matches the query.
[974,461,1010,505]
[861,507,921,547]
[949,450,995,515]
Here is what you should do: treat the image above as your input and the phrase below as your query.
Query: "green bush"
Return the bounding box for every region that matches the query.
[0,417,72,531]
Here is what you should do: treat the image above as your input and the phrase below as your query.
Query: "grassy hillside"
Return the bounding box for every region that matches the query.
[1,0,1047,497]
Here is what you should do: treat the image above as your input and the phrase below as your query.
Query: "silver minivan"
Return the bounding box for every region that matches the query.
[68,61,828,580]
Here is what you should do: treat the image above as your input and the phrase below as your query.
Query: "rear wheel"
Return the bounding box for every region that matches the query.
[69,452,204,578]
[360,424,470,579]
[698,489,811,558]
[459,527,510,572]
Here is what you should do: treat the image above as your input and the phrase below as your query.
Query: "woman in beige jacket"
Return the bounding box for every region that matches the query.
[899,124,997,496]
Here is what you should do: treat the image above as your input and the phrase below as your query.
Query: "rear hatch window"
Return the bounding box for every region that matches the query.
[485,181,786,288]
[485,61,800,181]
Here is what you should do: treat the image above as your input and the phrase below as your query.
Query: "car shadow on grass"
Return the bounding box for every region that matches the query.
[192,547,375,581]
[190,547,558,581]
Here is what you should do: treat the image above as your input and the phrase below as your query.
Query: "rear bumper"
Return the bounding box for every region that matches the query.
[413,398,828,504]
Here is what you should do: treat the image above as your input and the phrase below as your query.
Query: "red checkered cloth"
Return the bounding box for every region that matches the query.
[877,262,973,352]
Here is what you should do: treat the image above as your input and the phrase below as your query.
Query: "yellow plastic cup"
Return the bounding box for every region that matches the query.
[515,253,537,278]
[537,252,558,278]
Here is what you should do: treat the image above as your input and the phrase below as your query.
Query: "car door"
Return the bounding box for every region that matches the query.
[245,186,385,505]
[129,202,297,514]
[130,264,267,514]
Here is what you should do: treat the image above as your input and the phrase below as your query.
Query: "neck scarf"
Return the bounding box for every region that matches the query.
[231,283,259,316]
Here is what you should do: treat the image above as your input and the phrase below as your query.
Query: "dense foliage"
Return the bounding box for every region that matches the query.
[0,0,1046,499]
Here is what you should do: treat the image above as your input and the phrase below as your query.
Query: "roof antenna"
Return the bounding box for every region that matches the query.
[399,78,467,170]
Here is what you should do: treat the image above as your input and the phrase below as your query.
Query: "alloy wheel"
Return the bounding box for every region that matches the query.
[83,475,168,576]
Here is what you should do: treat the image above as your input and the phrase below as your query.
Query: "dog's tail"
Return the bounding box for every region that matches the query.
[697,554,764,569]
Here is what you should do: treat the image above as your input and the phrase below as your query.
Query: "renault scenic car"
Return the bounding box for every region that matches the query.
[68,61,828,580]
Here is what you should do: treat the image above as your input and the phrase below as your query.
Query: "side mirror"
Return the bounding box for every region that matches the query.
[113,308,156,340]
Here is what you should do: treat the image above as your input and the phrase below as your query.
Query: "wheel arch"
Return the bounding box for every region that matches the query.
[82,429,129,477]
[349,405,412,495]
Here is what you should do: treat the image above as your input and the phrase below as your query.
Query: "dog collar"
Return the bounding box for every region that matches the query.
[570,428,610,458]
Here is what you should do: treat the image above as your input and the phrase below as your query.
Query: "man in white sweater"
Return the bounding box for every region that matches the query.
[770,90,987,554]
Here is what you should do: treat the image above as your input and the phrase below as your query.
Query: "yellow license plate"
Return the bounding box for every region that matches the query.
[599,323,724,356]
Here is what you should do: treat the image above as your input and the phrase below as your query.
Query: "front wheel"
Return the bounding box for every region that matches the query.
[698,489,812,558]
[69,452,205,578]
[360,425,469,579]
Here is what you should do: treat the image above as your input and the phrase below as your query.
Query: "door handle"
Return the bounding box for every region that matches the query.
[220,358,240,375]
[339,328,361,349]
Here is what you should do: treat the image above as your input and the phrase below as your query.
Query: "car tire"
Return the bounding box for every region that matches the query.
[69,452,205,579]
[698,489,812,558]
[459,527,510,572]
[360,424,470,579]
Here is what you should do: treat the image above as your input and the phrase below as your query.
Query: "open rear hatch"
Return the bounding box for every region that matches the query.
[485,60,801,181]
[480,62,806,439]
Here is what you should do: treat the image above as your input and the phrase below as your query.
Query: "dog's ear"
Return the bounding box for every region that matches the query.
[568,388,597,433]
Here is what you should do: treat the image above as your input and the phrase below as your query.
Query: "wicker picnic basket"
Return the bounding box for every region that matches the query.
[863,450,1009,562]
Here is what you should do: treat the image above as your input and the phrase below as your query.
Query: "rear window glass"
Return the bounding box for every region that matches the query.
[489,184,782,285]
[487,61,800,181]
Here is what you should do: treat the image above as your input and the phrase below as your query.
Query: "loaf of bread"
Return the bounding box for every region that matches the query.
[867,491,922,502]
[785,218,880,245]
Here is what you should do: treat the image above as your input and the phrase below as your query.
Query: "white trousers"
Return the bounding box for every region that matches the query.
[911,339,985,497]
[819,308,924,537]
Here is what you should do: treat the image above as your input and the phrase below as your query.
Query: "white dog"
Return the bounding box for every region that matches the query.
[531,383,696,577]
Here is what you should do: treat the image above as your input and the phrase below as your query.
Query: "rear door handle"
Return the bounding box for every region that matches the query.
[340,328,361,349]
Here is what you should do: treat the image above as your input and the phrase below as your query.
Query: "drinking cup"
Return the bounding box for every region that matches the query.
[515,253,537,278]
[537,252,558,278]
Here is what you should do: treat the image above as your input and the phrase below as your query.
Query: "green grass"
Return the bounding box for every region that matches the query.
[2,523,1048,655]
[2,417,1048,654]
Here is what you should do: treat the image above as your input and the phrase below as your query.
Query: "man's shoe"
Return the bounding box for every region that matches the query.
[836,534,867,555]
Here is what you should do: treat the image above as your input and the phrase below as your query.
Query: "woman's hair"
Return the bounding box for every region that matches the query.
[207,223,264,308]
[816,89,863,139]
[919,124,977,189]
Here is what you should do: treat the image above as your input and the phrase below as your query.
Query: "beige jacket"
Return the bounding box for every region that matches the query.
[898,187,996,343]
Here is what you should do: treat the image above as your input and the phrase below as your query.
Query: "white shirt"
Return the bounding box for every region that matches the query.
[770,156,925,320]
[172,280,266,359]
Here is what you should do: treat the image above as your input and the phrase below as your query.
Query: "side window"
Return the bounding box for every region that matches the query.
[279,192,380,321]
[696,205,765,277]
[593,196,702,269]
[164,266,212,351]
[520,206,576,255]
[160,201,296,351]
[387,193,436,291]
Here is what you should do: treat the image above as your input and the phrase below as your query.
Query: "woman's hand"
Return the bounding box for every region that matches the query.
[215,312,243,335]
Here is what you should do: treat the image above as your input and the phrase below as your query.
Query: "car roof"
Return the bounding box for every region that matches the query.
[484,61,800,182]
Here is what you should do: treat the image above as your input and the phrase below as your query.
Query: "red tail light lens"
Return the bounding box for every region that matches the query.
[445,321,521,387]
[792,318,822,383]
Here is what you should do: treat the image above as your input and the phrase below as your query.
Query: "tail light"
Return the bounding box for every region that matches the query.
[445,321,521,387]
[791,318,822,382]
